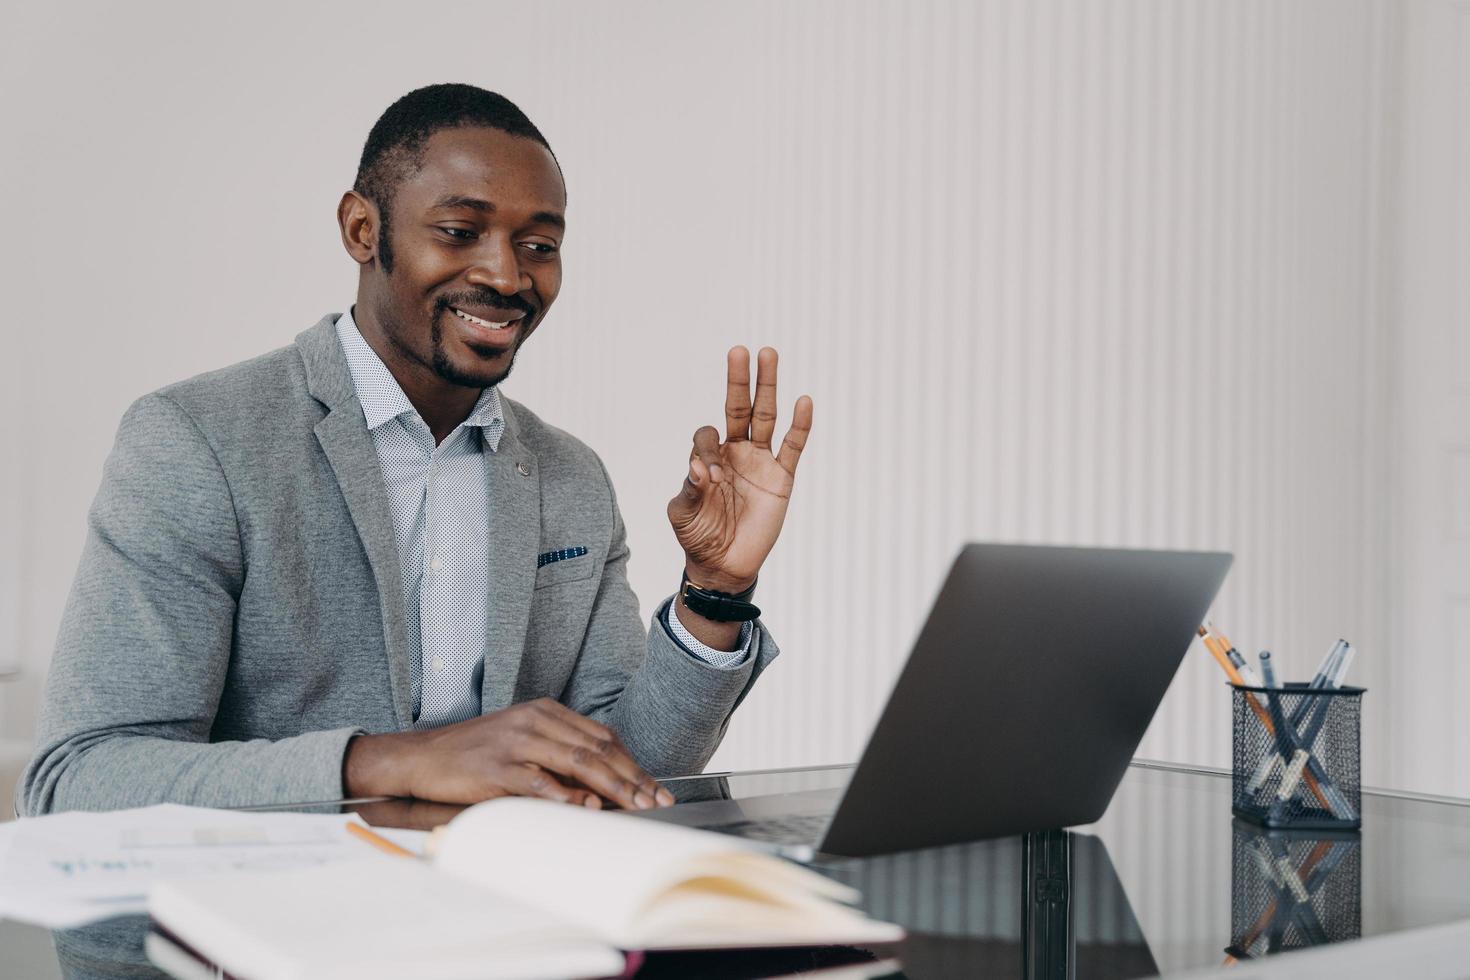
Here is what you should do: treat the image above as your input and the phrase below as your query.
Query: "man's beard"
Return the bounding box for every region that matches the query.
[430,310,520,389]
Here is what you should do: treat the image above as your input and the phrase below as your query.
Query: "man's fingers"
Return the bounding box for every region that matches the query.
[558,775,606,810]
[526,701,671,808]
[536,727,663,810]
[670,430,723,523]
[776,394,813,474]
[504,763,583,805]
[514,769,599,809]
[567,786,603,808]
[513,727,639,808]
[678,455,708,501]
[690,425,724,483]
[724,346,752,443]
[750,347,779,449]
[668,459,705,523]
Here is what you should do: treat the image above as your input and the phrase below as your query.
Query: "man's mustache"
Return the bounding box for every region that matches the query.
[436,293,536,319]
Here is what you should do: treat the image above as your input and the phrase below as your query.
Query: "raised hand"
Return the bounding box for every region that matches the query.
[667,346,813,593]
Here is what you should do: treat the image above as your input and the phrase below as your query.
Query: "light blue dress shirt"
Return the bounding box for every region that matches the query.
[335,309,752,729]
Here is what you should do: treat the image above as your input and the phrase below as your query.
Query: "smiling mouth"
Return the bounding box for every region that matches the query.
[452,307,515,329]
[448,306,524,349]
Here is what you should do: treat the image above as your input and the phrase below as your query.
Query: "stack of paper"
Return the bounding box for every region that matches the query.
[0,804,426,928]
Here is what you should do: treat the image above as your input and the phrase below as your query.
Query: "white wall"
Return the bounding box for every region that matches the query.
[0,0,1457,795]
[1387,0,1470,798]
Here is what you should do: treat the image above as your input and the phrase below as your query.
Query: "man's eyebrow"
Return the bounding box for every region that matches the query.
[431,194,494,213]
[430,195,566,230]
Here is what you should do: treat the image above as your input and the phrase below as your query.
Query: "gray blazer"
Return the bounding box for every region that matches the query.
[19,316,777,815]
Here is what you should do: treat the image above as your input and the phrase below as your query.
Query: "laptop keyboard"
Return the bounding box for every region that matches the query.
[703,812,828,845]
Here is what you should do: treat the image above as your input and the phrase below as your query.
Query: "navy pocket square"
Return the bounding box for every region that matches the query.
[537,546,588,568]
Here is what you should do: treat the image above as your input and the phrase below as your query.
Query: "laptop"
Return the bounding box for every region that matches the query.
[636,542,1232,858]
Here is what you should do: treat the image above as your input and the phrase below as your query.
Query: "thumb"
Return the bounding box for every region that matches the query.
[667,456,709,523]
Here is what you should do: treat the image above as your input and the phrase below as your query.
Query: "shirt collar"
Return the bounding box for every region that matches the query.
[335,306,505,450]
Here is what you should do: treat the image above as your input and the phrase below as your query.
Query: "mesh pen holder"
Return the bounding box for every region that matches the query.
[1231,683,1364,831]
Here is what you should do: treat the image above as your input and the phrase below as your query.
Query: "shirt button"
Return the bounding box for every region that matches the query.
[429,556,443,573]
[432,655,445,672]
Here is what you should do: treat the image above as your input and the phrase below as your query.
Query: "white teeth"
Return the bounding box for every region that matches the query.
[453,308,510,329]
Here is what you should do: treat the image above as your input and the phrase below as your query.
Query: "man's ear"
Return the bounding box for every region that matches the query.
[337,190,380,265]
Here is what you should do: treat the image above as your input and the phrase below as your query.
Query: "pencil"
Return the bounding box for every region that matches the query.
[347,821,418,858]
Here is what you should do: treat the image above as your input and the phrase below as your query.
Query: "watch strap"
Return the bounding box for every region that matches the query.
[679,572,761,622]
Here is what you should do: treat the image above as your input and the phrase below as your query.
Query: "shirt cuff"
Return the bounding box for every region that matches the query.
[663,595,754,670]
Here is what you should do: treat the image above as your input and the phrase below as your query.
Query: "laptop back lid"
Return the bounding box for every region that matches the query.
[819,543,1232,856]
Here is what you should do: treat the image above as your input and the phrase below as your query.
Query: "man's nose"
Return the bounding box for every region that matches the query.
[464,235,528,296]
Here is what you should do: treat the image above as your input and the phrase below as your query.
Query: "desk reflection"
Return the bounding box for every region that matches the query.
[819,830,1158,980]
[1227,819,1362,961]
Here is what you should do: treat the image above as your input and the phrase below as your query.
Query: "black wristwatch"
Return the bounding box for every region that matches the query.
[679,571,761,622]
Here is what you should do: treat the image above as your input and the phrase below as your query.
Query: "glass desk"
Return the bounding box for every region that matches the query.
[5,759,1470,979]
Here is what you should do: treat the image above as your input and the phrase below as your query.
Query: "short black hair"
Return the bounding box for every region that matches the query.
[354,84,557,271]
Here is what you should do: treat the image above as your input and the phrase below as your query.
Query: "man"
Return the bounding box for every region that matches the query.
[19,84,812,816]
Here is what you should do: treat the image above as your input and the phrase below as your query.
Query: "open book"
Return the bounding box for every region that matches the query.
[148,798,903,980]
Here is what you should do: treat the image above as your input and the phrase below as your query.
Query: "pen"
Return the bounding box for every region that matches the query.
[1199,626,1240,679]
[1261,691,1354,823]
[1330,643,1356,687]
[1288,641,1355,750]
[1208,622,1265,688]
[1245,638,1350,795]
[1299,648,1359,819]
[1257,681,1317,824]
[1259,650,1278,689]
[1294,650,1357,764]
[1199,626,1276,710]
[1310,640,1348,690]
[1241,646,1354,823]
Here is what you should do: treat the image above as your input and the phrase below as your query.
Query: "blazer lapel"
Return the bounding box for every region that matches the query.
[481,403,541,714]
[297,316,416,730]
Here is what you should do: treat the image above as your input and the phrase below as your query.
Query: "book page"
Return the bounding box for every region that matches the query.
[149,856,624,980]
[431,799,890,947]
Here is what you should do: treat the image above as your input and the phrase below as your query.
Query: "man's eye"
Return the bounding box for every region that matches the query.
[438,227,477,241]
[522,242,559,255]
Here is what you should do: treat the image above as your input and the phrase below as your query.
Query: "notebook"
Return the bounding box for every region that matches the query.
[147,798,903,980]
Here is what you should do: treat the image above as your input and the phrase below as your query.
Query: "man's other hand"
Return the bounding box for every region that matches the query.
[342,698,676,810]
